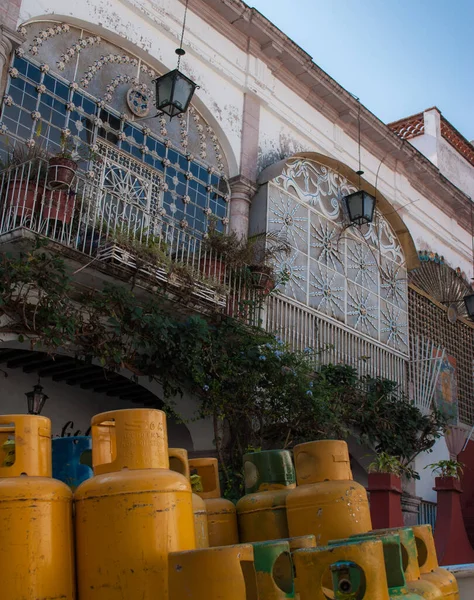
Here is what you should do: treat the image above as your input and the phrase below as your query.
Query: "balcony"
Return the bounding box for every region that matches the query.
[0,158,262,320]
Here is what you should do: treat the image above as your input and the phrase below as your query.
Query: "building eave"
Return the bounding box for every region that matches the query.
[192,0,472,231]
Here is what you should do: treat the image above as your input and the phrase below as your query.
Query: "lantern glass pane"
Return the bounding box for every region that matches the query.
[363,192,376,222]
[464,293,474,318]
[155,72,175,110]
[347,192,363,222]
[173,75,195,112]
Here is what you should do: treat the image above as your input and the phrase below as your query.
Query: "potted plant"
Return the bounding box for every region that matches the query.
[201,217,242,282]
[0,142,49,224]
[367,452,405,529]
[426,459,464,487]
[426,459,474,565]
[98,224,169,271]
[244,231,291,295]
[47,132,94,190]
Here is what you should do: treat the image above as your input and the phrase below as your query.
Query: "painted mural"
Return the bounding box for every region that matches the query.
[434,354,459,424]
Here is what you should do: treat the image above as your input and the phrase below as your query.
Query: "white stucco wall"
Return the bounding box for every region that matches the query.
[414,436,449,503]
[3,0,472,487]
[438,137,474,201]
[14,0,472,275]
[0,364,214,452]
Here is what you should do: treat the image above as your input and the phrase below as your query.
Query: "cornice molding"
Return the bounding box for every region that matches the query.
[189,0,472,233]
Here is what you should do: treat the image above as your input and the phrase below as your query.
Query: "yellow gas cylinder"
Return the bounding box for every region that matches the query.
[189,456,239,546]
[0,415,75,599]
[75,409,195,600]
[169,447,209,549]
[293,538,389,600]
[169,544,258,600]
[252,539,295,599]
[286,440,372,545]
[286,535,316,551]
[332,533,424,599]
[364,528,444,599]
[237,449,296,542]
[407,526,459,600]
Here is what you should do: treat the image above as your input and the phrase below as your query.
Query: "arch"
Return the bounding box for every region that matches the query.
[16,15,239,176]
[0,345,194,448]
[258,152,419,271]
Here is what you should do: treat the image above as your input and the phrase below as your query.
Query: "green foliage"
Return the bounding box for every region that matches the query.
[0,246,448,498]
[426,459,464,479]
[55,132,97,162]
[368,452,405,476]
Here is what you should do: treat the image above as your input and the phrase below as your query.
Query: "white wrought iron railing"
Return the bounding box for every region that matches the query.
[0,158,263,319]
[265,294,408,387]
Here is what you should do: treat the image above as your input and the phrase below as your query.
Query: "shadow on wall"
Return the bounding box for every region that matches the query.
[0,365,194,450]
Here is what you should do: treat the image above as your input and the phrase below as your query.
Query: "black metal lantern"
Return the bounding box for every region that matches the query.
[154,67,197,119]
[25,382,48,415]
[153,0,198,120]
[464,292,474,320]
[343,190,376,226]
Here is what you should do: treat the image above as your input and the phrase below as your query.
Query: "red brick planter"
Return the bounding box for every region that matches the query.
[367,473,404,529]
[433,476,474,566]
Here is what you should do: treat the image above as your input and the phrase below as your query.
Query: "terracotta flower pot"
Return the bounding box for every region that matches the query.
[367,472,404,529]
[41,189,75,224]
[433,476,474,565]
[4,179,42,221]
[200,256,226,282]
[250,265,275,295]
[367,472,403,493]
[47,157,78,190]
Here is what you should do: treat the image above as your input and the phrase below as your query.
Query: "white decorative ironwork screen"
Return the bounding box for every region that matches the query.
[0,22,231,238]
[263,158,409,382]
[409,335,445,415]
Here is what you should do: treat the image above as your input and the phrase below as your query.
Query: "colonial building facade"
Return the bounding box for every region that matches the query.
[0,0,473,522]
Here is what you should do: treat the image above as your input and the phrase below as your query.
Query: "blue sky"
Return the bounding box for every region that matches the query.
[249,0,474,141]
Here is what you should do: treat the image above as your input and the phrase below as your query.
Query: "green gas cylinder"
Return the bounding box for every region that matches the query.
[237,449,296,542]
[330,533,423,598]
[352,528,443,599]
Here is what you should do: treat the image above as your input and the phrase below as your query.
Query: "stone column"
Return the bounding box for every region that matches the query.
[228,93,260,240]
[367,473,404,529]
[433,476,474,566]
[0,25,23,98]
[401,492,422,526]
[229,174,257,239]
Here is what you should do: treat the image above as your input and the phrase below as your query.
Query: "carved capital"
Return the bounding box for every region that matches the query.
[229,174,258,201]
[0,25,23,61]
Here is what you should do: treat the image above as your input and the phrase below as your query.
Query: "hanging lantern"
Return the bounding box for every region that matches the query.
[26,382,48,415]
[153,0,198,120]
[154,67,197,119]
[343,190,376,226]
[464,292,474,320]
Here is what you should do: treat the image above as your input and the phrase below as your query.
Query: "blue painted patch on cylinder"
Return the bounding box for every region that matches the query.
[52,436,93,491]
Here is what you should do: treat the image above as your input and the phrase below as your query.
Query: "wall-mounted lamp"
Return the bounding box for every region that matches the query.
[26,380,48,415]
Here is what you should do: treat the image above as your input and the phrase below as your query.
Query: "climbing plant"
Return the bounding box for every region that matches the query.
[0,244,448,498]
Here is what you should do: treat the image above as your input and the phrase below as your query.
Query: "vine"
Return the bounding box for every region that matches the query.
[0,242,448,498]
